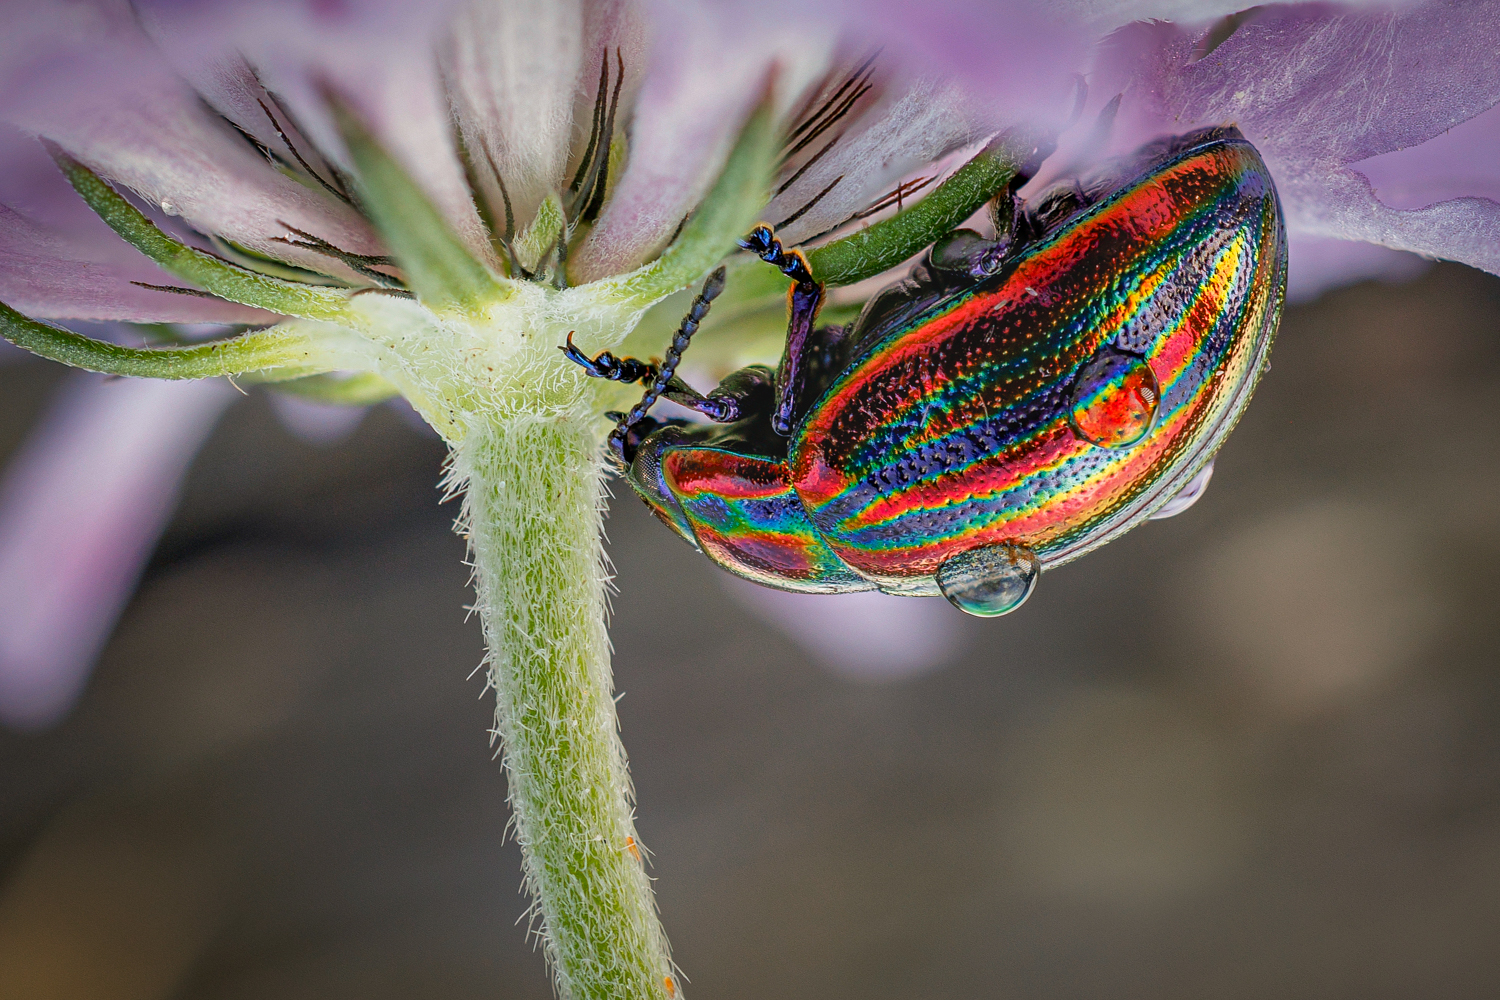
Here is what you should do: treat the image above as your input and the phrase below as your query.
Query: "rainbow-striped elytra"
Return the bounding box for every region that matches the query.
[579,125,1287,615]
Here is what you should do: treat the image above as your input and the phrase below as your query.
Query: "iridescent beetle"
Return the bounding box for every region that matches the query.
[565,125,1287,616]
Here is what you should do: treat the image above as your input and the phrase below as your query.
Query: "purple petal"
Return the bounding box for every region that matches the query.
[570,0,838,281]
[0,373,237,730]
[1,0,383,276]
[1084,5,1500,274]
[1350,99,1500,209]
[1,203,279,322]
[147,0,499,269]
[814,0,1091,128]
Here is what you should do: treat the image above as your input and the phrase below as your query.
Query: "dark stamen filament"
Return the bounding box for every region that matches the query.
[256,97,354,207]
[773,174,844,231]
[271,223,405,288]
[569,53,611,197]
[785,51,879,147]
[780,58,878,167]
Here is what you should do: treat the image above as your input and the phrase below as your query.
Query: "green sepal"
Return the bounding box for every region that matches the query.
[514,192,565,275]
[0,300,337,380]
[262,371,399,405]
[584,96,779,311]
[806,129,1047,287]
[329,98,512,312]
[46,145,359,323]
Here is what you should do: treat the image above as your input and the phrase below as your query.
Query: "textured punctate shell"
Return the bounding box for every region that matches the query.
[789,128,1286,594]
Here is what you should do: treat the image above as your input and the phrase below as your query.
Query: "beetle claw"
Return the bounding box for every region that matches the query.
[738,224,775,256]
[557,332,598,370]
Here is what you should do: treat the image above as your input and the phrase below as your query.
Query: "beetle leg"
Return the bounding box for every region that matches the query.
[739,225,825,436]
[658,364,775,423]
[558,332,659,384]
[606,266,727,466]
[656,376,742,423]
[601,413,692,465]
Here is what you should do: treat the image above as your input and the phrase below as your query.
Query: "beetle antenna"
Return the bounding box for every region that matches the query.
[606,266,727,467]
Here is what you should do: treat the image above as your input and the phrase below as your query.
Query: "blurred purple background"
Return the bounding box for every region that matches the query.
[2,263,1499,998]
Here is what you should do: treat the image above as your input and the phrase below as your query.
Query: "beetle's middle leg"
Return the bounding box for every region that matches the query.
[558,334,657,383]
[739,224,825,437]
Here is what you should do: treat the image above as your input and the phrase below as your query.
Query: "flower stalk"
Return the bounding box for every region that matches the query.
[454,406,675,1000]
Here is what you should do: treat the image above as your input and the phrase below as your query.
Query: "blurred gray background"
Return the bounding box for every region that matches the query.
[2,262,1498,999]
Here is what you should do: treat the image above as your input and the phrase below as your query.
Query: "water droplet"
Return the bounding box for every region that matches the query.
[159,199,177,215]
[1149,460,1215,520]
[1069,348,1159,448]
[937,542,1040,617]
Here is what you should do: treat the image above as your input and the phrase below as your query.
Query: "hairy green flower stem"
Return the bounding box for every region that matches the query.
[1,112,1035,998]
[455,412,674,997]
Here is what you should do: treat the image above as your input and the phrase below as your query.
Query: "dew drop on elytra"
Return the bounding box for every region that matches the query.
[937,542,1040,617]
[1068,348,1160,448]
[1149,459,1215,520]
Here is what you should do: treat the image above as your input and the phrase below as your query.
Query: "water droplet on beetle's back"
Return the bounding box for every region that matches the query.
[937,542,1040,617]
[1149,460,1215,520]
[1068,348,1160,448]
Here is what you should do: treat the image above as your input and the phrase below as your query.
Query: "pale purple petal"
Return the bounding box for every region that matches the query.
[443,0,583,235]
[442,0,647,235]
[570,0,837,281]
[726,578,966,682]
[0,121,271,320]
[1,0,383,274]
[1,204,279,322]
[1081,4,1500,274]
[0,374,237,730]
[768,80,987,246]
[153,0,498,269]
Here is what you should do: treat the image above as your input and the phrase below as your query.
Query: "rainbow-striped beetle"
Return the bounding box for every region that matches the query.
[565,126,1286,616]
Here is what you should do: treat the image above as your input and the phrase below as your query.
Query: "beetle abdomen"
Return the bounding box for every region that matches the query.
[790,132,1287,591]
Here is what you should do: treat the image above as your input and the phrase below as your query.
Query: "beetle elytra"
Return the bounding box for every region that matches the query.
[565,125,1287,617]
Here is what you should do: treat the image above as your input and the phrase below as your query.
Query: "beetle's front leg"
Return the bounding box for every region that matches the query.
[601,266,727,465]
[739,225,825,437]
[561,334,743,422]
